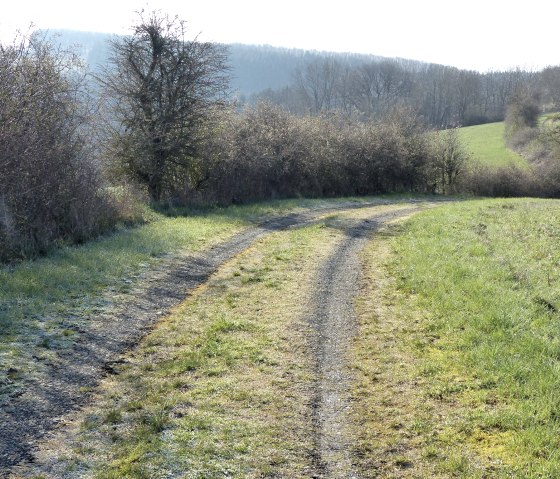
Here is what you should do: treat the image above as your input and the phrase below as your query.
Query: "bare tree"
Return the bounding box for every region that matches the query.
[540,66,560,110]
[455,70,481,123]
[350,60,412,117]
[294,58,341,114]
[431,129,469,194]
[334,64,357,115]
[100,10,230,202]
[352,62,384,115]
[504,89,541,139]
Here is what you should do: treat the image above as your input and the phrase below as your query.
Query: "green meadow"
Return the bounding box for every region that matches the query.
[371,198,560,476]
[457,122,528,168]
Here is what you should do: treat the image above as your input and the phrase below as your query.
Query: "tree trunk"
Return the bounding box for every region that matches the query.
[148,145,166,202]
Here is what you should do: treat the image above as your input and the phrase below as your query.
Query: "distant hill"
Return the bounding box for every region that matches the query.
[43,29,399,97]
[226,43,389,97]
[44,30,554,129]
[44,30,112,70]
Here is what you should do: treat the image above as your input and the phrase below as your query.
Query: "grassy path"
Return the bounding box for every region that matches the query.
[11,201,428,478]
[308,208,420,478]
[0,205,349,469]
[12,197,560,478]
[1,199,398,472]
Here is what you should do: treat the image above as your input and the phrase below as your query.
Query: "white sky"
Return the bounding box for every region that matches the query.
[1,0,558,72]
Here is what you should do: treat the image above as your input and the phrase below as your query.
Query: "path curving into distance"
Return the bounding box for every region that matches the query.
[0,201,407,476]
[1,200,434,478]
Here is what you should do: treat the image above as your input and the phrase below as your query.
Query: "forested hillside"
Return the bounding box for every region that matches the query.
[45,29,387,95]
[47,29,560,129]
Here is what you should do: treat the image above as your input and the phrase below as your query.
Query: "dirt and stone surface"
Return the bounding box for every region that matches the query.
[306,208,420,478]
[1,201,426,478]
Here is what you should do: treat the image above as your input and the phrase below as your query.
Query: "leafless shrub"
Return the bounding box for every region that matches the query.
[504,92,541,140]
[506,126,540,152]
[458,163,540,197]
[0,32,116,260]
[428,129,470,194]
[195,102,437,205]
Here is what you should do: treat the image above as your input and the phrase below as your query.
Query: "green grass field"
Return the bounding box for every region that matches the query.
[457,122,528,168]
[368,198,560,476]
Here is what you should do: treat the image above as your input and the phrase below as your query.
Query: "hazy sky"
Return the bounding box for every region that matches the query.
[1,0,558,72]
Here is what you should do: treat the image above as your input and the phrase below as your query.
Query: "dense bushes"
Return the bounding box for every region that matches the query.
[6,24,463,261]
[457,162,560,198]
[498,93,560,197]
[458,164,537,197]
[196,103,447,204]
[0,34,117,260]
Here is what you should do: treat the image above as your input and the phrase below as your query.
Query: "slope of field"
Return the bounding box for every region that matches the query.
[457,122,528,168]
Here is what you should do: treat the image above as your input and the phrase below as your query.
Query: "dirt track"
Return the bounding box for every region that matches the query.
[1,201,426,478]
[0,202,375,475]
[307,208,419,478]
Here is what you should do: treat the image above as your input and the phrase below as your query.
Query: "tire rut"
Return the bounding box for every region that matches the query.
[308,207,420,478]
[0,201,386,476]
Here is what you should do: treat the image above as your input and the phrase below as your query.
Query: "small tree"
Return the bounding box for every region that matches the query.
[101,11,230,202]
[505,91,540,135]
[539,114,560,161]
[294,58,341,114]
[430,129,469,194]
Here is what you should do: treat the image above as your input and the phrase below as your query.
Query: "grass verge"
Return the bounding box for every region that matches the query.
[0,207,245,400]
[352,223,443,478]
[352,198,560,477]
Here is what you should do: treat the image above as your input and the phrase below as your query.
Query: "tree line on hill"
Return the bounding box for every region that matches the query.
[43,31,384,98]
[45,29,560,129]
[252,58,560,128]
[1,11,559,261]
